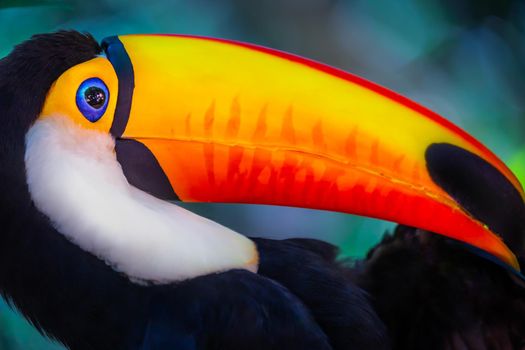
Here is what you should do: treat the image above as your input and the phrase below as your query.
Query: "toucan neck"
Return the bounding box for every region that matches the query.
[0,150,147,349]
[24,116,258,284]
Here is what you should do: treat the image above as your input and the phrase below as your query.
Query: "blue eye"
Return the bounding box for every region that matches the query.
[76,78,109,123]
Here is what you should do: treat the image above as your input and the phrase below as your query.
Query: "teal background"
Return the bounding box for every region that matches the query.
[0,0,524,348]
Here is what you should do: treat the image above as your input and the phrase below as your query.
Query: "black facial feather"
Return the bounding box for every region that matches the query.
[0,30,100,136]
[0,30,101,208]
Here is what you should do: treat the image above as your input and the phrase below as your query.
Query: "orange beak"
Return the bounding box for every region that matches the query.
[102,34,525,278]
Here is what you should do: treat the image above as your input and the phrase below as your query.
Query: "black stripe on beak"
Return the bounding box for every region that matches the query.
[101,36,134,138]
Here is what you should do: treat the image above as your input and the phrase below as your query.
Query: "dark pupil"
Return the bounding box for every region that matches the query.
[84,87,106,109]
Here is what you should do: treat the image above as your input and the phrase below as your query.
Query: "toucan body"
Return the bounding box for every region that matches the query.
[0,31,524,349]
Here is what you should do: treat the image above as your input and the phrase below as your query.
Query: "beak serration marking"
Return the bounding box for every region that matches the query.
[185,113,192,136]
[312,120,326,151]
[226,97,241,138]
[253,104,268,142]
[281,106,296,144]
[204,101,216,137]
[345,127,359,158]
[203,101,216,189]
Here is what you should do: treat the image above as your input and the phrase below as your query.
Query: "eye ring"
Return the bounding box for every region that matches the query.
[76,78,109,123]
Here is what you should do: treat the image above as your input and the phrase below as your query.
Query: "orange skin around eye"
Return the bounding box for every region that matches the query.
[40,57,118,133]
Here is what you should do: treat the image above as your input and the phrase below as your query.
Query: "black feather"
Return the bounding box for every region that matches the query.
[255,237,390,350]
[140,269,332,350]
[356,225,525,350]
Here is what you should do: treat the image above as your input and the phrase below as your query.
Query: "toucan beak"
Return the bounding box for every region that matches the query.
[102,34,525,276]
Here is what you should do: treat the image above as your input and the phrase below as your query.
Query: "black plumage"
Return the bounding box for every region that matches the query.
[254,238,389,349]
[354,225,525,350]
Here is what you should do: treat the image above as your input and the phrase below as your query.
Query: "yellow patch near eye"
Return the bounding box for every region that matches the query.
[40,57,119,133]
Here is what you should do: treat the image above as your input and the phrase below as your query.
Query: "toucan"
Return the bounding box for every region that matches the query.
[0,31,524,350]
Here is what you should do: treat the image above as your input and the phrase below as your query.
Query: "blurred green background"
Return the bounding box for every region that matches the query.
[0,0,524,349]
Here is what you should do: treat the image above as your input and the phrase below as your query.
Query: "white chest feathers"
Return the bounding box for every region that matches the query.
[24,116,258,284]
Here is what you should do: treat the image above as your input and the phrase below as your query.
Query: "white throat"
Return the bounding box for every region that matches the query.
[24,116,258,284]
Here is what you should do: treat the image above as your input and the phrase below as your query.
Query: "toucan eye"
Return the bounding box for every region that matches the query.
[76,78,109,122]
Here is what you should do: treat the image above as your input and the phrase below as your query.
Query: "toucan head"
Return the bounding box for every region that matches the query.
[1,31,524,285]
